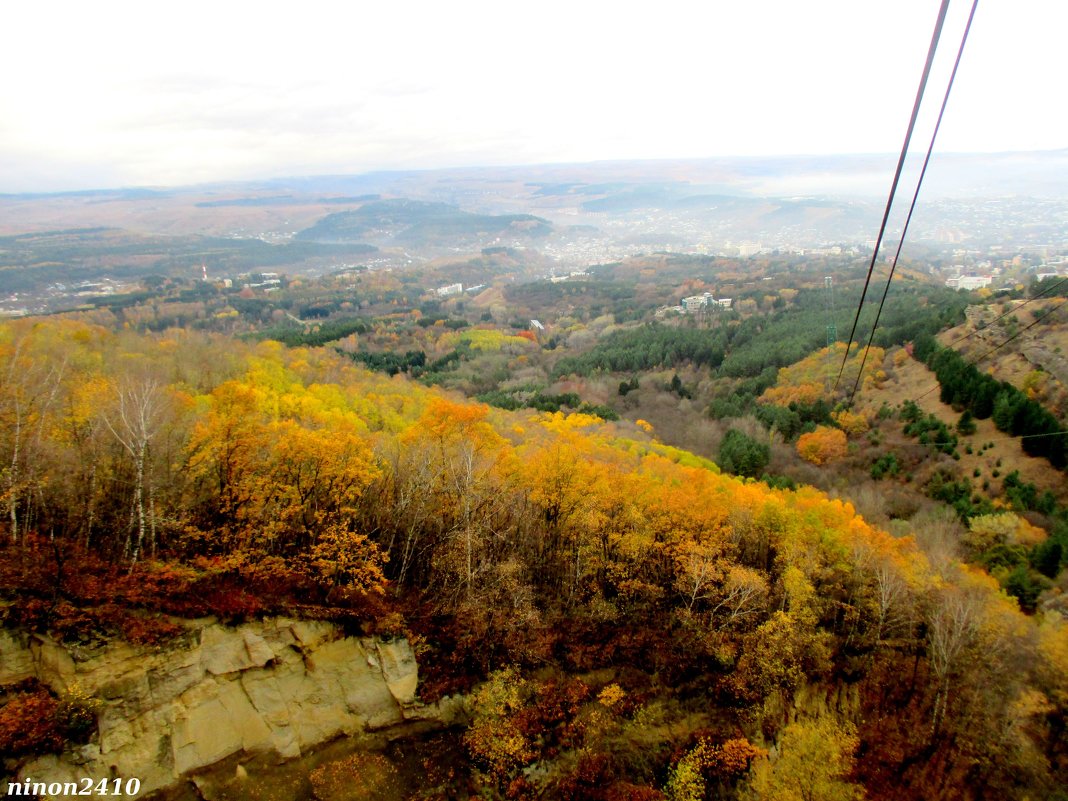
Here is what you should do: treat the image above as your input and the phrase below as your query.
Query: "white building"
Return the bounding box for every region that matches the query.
[945,275,992,290]
[682,292,714,311]
[681,292,732,312]
[435,283,463,297]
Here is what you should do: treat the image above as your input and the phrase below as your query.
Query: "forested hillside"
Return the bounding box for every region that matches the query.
[1,319,1066,800]
[295,199,552,245]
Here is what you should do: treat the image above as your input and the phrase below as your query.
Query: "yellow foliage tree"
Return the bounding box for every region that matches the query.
[305,523,386,596]
[463,667,536,780]
[831,409,869,436]
[740,716,865,801]
[666,737,767,801]
[759,343,885,408]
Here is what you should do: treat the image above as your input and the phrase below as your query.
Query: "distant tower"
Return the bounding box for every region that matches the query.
[201,262,208,282]
[825,276,837,347]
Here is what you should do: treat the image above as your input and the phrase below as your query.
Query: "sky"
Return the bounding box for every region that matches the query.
[1,0,1065,192]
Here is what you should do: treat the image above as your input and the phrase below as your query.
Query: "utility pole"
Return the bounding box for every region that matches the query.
[825,276,837,347]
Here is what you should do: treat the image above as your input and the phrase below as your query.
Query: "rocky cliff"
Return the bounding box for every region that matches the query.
[0,618,456,797]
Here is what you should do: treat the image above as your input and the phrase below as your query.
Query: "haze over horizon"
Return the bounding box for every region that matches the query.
[3,0,1066,193]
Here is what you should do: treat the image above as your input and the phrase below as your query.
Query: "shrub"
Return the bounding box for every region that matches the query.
[56,683,102,744]
[309,753,400,801]
[1004,565,1048,612]
[0,690,64,756]
[957,410,977,436]
[871,453,900,480]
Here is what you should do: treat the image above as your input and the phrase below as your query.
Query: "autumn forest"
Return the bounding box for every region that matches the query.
[1,314,1066,801]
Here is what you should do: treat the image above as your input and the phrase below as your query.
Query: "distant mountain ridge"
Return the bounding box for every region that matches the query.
[295,198,552,245]
[3,151,1066,254]
[5,149,1067,201]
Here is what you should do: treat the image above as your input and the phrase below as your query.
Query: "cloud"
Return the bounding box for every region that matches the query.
[0,0,1065,191]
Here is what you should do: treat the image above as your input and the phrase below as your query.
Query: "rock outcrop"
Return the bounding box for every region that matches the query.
[1,618,456,797]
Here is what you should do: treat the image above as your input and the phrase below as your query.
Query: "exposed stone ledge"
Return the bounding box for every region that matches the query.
[2,618,456,798]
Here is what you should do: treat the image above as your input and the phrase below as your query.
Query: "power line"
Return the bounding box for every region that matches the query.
[970,429,1068,445]
[912,296,1068,403]
[848,0,979,407]
[941,275,1068,352]
[825,276,837,347]
[835,0,952,392]
[951,296,1066,372]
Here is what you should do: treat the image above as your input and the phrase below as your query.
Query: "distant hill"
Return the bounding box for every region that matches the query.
[295,198,552,246]
[194,194,380,208]
[4,151,1066,248]
[0,228,378,294]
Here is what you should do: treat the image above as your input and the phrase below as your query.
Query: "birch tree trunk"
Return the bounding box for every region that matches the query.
[103,377,166,566]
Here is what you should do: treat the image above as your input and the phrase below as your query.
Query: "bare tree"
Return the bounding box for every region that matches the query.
[927,582,985,733]
[376,441,442,587]
[710,565,770,623]
[675,540,723,612]
[102,377,167,564]
[0,335,65,543]
[872,561,914,644]
[911,505,964,575]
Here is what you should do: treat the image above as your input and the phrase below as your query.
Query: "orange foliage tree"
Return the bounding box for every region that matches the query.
[796,425,848,465]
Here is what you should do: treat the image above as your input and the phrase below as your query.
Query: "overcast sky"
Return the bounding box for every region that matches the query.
[1,0,1064,192]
